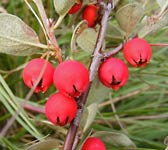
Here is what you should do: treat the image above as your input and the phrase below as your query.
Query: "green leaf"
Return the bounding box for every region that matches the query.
[80,103,98,132]
[116,2,144,34]
[71,20,88,52]
[53,0,75,16]
[93,131,136,149]
[0,13,46,56]
[86,77,111,105]
[26,139,60,150]
[77,28,98,53]
[106,22,124,40]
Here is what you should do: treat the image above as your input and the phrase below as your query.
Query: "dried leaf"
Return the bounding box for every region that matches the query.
[116,2,144,34]
[0,13,43,56]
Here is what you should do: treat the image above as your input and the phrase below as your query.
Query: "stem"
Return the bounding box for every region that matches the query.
[53,14,66,30]
[63,85,91,150]
[63,1,113,150]
[33,0,62,62]
[20,102,45,114]
[103,43,123,58]
[99,86,151,108]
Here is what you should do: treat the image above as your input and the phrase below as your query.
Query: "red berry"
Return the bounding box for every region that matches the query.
[22,58,54,93]
[123,38,152,67]
[45,92,77,126]
[82,137,106,150]
[68,2,82,14]
[98,58,129,90]
[53,60,89,97]
[82,5,97,27]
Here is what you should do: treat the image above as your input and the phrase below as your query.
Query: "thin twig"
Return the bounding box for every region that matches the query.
[63,1,113,150]
[0,64,26,74]
[103,43,123,58]
[99,86,151,108]
[109,93,127,133]
[127,114,168,120]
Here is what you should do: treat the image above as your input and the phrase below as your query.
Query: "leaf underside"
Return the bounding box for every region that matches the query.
[0,13,42,56]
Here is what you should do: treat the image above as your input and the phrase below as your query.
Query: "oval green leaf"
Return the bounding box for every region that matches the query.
[80,103,98,132]
[86,77,111,106]
[116,2,144,34]
[71,20,88,52]
[76,28,99,53]
[93,131,136,149]
[54,0,75,16]
[0,13,45,56]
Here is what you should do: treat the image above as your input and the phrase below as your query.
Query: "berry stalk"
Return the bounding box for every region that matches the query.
[63,1,113,150]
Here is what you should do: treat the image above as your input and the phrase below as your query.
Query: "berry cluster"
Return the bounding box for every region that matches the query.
[98,37,152,90]
[68,2,98,27]
[22,59,89,126]
[22,38,152,124]
[22,3,152,147]
[67,3,152,90]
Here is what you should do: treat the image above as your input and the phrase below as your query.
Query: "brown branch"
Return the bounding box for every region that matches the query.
[63,1,113,150]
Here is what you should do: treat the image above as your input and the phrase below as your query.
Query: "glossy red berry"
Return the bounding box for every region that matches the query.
[82,137,106,150]
[53,60,89,97]
[22,58,54,93]
[82,5,97,27]
[123,38,152,67]
[45,92,77,126]
[68,2,82,14]
[98,58,129,90]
